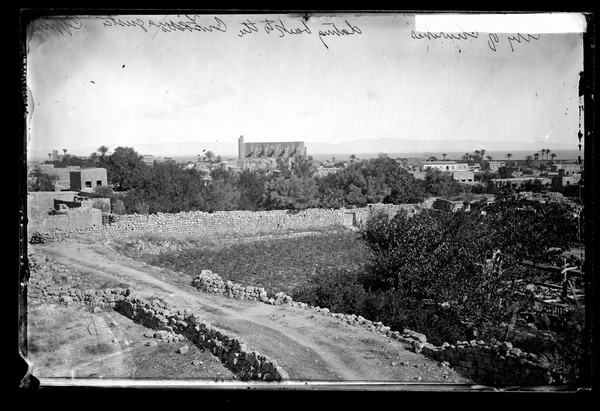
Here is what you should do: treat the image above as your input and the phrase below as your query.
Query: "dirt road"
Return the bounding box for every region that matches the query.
[32,239,472,383]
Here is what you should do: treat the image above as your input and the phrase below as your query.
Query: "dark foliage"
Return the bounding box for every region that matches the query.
[149,232,369,296]
[28,166,59,191]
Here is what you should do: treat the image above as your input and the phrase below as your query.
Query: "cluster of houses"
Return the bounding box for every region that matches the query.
[410,158,582,190]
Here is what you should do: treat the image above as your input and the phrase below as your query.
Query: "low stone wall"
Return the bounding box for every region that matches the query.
[190,270,567,386]
[28,203,423,243]
[27,208,103,234]
[26,261,289,382]
[421,340,564,386]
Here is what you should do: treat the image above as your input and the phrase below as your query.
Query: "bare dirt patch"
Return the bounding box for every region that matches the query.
[25,303,234,380]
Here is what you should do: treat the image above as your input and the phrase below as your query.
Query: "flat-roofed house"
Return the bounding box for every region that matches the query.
[70,168,108,191]
[422,161,469,172]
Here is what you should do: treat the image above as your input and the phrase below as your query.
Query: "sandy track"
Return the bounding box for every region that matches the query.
[33,239,471,383]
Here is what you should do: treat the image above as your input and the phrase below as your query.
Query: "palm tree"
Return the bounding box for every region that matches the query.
[474,150,481,161]
[486,155,493,161]
[506,153,513,163]
[540,149,547,160]
[98,145,109,157]
[533,152,540,161]
[28,165,57,191]
[546,149,552,160]
[480,149,486,162]
[442,153,447,161]
[462,153,471,161]
[349,154,358,163]
[550,153,557,162]
[525,155,533,166]
[29,165,46,181]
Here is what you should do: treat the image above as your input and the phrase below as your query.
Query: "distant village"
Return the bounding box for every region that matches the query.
[29,137,582,193]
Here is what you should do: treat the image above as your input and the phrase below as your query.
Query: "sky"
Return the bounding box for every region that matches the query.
[25,13,586,158]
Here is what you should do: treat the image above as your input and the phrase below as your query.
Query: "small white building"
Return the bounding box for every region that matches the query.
[316,166,342,178]
[452,170,475,183]
[486,161,507,172]
[550,163,581,176]
[422,161,469,172]
[69,168,108,191]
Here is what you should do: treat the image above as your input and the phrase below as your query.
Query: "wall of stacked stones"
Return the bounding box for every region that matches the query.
[27,208,103,234]
[28,203,421,242]
[420,340,564,386]
[191,270,567,386]
[27,272,289,382]
[101,204,420,237]
[27,192,79,219]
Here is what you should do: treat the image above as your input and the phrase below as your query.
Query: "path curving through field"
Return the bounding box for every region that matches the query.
[33,239,472,383]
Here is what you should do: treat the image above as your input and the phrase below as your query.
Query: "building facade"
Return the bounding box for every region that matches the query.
[491,177,552,189]
[69,168,108,191]
[452,170,475,183]
[550,163,581,176]
[237,135,307,169]
[486,161,507,172]
[422,161,469,172]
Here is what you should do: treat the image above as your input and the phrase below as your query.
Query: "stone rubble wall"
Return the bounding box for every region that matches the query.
[28,203,422,243]
[191,270,566,386]
[26,260,289,382]
[420,340,564,386]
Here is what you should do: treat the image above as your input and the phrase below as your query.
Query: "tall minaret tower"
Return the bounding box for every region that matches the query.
[238,135,244,160]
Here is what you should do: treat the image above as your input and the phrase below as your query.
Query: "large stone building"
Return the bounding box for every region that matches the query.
[237,135,307,169]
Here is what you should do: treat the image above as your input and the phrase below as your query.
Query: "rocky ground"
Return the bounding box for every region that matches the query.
[26,303,233,381]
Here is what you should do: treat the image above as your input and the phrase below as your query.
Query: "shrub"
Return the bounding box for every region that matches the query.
[292,269,467,345]
[92,199,111,213]
[292,268,367,315]
[90,185,115,198]
[134,201,150,214]
[112,199,127,215]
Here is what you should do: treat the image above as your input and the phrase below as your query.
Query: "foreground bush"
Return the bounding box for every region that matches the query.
[292,268,467,345]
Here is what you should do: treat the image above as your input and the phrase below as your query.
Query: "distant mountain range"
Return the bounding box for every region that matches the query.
[28,138,579,159]
[306,138,578,155]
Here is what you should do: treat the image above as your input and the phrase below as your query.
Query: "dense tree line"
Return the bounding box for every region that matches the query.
[107,148,475,214]
[32,146,473,213]
[32,146,580,211]
[293,192,585,381]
